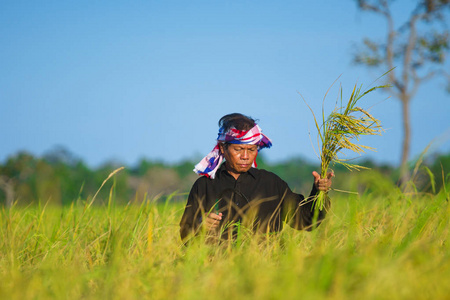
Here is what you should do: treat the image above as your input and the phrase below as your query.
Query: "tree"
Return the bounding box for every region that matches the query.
[353,0,450,186]
[0,175,15,208]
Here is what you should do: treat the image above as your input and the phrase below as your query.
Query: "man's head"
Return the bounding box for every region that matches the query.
[217,114,258,176]
[193,113,271,179]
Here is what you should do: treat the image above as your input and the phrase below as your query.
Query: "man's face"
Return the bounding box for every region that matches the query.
[220,143,258,176]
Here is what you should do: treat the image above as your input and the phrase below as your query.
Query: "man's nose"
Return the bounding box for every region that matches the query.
[241,150,249,159]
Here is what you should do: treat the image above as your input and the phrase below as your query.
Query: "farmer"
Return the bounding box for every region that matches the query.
[180,113,333,242]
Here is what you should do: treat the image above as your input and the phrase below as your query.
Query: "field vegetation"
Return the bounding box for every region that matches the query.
[0,149,449,299]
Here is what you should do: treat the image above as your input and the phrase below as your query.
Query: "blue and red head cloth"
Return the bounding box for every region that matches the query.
[193,124,272,179]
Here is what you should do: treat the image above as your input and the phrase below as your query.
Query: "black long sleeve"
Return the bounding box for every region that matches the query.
[180,164,330,241]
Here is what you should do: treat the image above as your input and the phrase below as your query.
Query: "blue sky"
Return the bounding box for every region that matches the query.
[1,0,449,168]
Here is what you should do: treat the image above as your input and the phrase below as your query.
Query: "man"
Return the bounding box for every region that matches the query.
[180,113,333,242]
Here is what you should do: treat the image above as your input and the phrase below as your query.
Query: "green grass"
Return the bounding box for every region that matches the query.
[0,186,449,299]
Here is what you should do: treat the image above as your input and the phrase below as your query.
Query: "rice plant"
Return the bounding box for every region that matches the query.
[1,184,449,300]
[302,75,389,210]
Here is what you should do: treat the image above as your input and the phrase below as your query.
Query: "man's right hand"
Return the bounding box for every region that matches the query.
[204,212,222,231]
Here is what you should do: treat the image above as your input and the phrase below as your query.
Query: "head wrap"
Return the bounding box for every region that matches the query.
[193,124,272,179]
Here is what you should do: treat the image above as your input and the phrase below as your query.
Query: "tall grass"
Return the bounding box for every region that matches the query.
[0,177,448,299]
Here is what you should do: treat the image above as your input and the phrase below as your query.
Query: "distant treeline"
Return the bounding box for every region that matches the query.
[0,147,448,207]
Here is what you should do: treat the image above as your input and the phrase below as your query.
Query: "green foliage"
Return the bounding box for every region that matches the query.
[0,151,129,206]
[1,148,450,206]
[418,31,450,63]
[353,38,383,67]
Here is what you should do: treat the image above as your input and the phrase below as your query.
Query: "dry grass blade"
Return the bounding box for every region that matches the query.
[88,167,125,207]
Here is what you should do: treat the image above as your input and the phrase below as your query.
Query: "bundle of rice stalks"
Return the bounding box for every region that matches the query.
[303,77,389,210]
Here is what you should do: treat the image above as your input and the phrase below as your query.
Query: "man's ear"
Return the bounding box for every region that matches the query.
[219,143,225,154]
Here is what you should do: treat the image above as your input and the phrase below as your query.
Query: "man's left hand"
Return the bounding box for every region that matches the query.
[312,171,334,192]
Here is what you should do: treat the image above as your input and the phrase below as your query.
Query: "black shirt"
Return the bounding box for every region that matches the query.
[180,163,329,241]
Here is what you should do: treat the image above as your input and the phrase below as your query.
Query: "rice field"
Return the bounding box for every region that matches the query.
[0,185,448,299]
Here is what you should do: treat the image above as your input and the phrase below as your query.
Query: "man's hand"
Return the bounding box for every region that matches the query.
[203,212,223,231]
[312,171,334,192]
